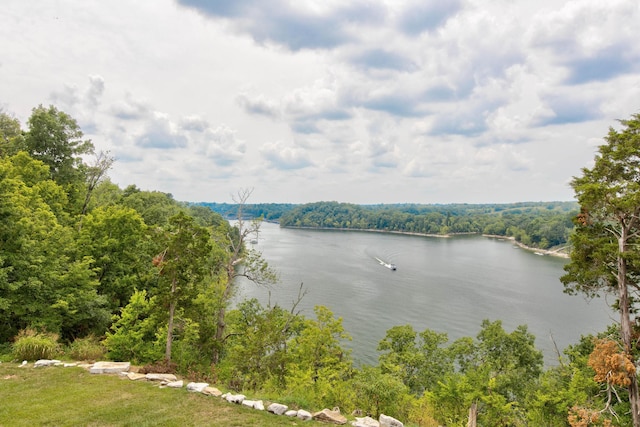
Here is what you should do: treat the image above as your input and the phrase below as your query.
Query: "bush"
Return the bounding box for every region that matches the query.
[12,329,60,361]
[68,336,106,361]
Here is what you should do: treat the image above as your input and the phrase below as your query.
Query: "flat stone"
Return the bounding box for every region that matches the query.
[242,399,256,408]
[268,402,289,415]
[225,393,245,404]
[202,386,222,397]
[127,372,147,381]
[379,414,403,427]
[254,400,265,411]
[313,408,347,425]
[34,359,62,367]
[297,409,312,421]
[166,380,184,388]
[186,382,209,392]
[353,416,380,427]
[285,410,298,417]
[89,361,130,374]
[145,373,177,382]
[63,363,78,367]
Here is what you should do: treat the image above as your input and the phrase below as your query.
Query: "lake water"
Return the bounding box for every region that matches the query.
[236,222,614,366]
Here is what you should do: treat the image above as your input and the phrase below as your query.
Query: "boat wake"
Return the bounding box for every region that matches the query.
[374,257,397,271]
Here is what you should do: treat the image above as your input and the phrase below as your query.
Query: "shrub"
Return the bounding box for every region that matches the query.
[12,329,60,361]
[68,336,106,361]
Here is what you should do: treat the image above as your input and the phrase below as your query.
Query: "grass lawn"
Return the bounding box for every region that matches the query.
[0,362,321,426]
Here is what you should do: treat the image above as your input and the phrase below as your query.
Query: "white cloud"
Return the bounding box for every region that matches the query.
[1,0,639,203]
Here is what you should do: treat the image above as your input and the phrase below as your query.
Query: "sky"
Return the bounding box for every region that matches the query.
[1,0,639,204]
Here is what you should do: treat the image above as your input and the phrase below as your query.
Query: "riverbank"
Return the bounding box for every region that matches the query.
[279,225,570,258]
[482,234,570,258]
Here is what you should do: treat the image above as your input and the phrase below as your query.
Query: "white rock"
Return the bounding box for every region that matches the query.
[353,416,380,427]
[225,393,245,404]
[186,382,209,392]
[267,402,289,415]
[89,361,130,374]
[253,400,265,411]
[35,359,62,367]
[126,373,147,381]
[166,380,184,388]
[284,410,298,417]
[379,414,403,427]
[297,409,312,421]
[242,399,256,408]
[202,386,222,397]
[145,373,177,382]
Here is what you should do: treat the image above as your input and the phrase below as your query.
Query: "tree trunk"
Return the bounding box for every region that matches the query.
[165,277,177,363]
[212,276,234,364]
[618,230,640,427]
[467,401,477,427]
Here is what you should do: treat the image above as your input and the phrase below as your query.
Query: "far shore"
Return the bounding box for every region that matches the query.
[278,225,570,258]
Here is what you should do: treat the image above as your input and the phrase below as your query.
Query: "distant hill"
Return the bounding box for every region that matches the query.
[197,201,579,250]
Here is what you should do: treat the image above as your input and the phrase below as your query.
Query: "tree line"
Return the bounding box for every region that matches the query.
[278,201,577,250]
[2,105,640,425]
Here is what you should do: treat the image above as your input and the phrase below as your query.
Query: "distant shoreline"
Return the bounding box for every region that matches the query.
[278,225,570,258]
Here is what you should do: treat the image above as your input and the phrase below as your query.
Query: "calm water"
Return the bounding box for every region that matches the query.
[236,222,614,365]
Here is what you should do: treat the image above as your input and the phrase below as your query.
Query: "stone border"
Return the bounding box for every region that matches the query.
[22,360,405,426]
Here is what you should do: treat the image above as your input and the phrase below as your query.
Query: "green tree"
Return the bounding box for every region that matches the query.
[287,305,353,406]
[353,366,411,419]
[103,290,164,363]
[0,110,24,157]
[0,153,108,341]
[211,188,277,364]
[77,205,151,311]
[377,325,451,394]
[441,320,543,426]
[152,212,211,363]
[24,105,94,211]
[561,113,640,426]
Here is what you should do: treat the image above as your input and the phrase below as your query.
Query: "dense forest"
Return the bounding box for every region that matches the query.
[201,200,578,250]
[2,105,640,426]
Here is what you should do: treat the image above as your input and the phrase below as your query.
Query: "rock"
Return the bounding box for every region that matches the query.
[225,393,245,404]
[89,361,130,374]
[313,408,347,425]
[379,414,403,427]
[297,409,312,421]
[284,410,298,417]
[145,373,177,382]
[202,386,222,397]
[352,416,380,427]
[63,363,78,367]
[35,359,62,367]
[166,380,183,388]
[126,372,147,381]
[242,399,256,408]
[186,382,209,392]
[267,403,289,415]
[254,400,265,411]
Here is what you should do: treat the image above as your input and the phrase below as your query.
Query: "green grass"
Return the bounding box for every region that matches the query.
[0,362,324,426]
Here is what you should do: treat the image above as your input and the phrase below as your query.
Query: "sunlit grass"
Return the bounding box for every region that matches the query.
[0,362,320,426]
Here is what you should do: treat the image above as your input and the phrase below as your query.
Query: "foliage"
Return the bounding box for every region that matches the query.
[12,328,60,361]
[562,112,640,426]
[67,335,106,361]
[353,366,412,420]
[279,200,577,249]
[103,290,164,364]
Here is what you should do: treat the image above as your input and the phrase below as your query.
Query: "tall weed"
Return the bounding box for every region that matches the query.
[68,336,106,361]
[12,329,59,361]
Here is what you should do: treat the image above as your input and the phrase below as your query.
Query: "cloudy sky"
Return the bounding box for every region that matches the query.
[2,0,639,204]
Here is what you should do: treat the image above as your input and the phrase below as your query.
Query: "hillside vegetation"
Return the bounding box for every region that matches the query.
[1,106,635,426]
